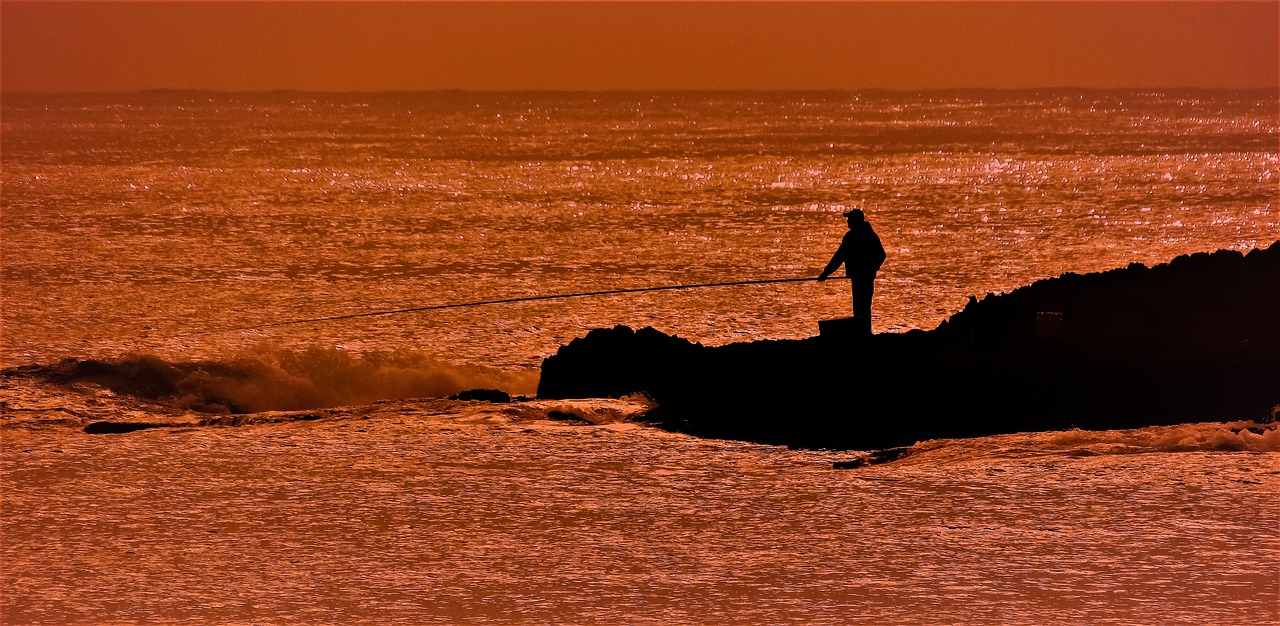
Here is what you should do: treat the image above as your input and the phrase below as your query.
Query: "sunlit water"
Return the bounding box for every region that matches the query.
[3,91,1278,623]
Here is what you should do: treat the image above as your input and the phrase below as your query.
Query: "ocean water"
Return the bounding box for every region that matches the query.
[3,91,1278,623]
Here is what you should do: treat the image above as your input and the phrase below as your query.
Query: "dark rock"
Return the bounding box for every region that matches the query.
[833,446,917,469]
[449,388,512,403]
[84,421,175,435]
[819,316,871,340]
[538,325,702,400]
[539,242,1280,450]
[832,445,918,469]
[546,410,592,423]
[867,446,915,464]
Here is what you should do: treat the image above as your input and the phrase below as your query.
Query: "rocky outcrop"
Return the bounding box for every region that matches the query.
[538,242,1280,450]
[83,421,179,435]
[449,388,512,403]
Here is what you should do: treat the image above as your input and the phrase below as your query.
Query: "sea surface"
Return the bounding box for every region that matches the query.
[3,91,1278,623]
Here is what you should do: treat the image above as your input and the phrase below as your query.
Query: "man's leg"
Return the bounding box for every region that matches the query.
[852,272,876,335]
[848,278,859,317]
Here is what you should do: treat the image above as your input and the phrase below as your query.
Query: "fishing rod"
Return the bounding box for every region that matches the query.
[217,275,850,333]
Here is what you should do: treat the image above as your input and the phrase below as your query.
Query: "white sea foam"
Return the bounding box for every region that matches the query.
[4,345,540,415]
[176,345,540,412]
[528,393,658,425]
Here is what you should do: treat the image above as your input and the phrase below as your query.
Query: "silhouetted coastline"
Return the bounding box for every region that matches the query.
[538,242,1280,450]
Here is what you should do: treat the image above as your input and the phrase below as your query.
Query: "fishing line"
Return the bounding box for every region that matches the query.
[214,275,850,334]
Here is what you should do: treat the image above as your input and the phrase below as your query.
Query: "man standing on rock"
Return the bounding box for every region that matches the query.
[818,208,887,335]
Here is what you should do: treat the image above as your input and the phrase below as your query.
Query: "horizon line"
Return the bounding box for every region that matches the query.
[6,86,1278,97]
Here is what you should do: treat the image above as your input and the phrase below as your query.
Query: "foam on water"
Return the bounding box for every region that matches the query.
[852,419,1280,469]
[0,362,654,434]
[3,345,538,414]
[1046,419,1280,453]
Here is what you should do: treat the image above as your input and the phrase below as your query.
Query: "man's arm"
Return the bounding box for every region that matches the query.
[818,246,845,281]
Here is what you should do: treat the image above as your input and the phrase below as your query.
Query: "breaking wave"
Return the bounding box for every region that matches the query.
[8,346,539,414]
[526,394,658,425]
[1046,420,1280,453]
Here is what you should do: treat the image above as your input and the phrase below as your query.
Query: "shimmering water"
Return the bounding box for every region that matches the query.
[4,385,1278,624]
[3,91,1278,623]
[4,91,1277,367]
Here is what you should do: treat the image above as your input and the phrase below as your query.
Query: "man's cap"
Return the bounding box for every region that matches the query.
[842,208,865,219]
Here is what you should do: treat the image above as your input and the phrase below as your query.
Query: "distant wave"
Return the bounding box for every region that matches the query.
[869,419,1280,468]
[6,346,539,414]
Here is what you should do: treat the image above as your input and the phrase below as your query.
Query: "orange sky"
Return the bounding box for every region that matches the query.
[3,1,1277,92]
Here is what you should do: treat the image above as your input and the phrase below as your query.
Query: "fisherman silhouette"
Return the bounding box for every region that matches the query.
[818,208,886,335]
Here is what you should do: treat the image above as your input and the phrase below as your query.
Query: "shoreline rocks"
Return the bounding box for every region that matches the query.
[538,242,1280,450]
